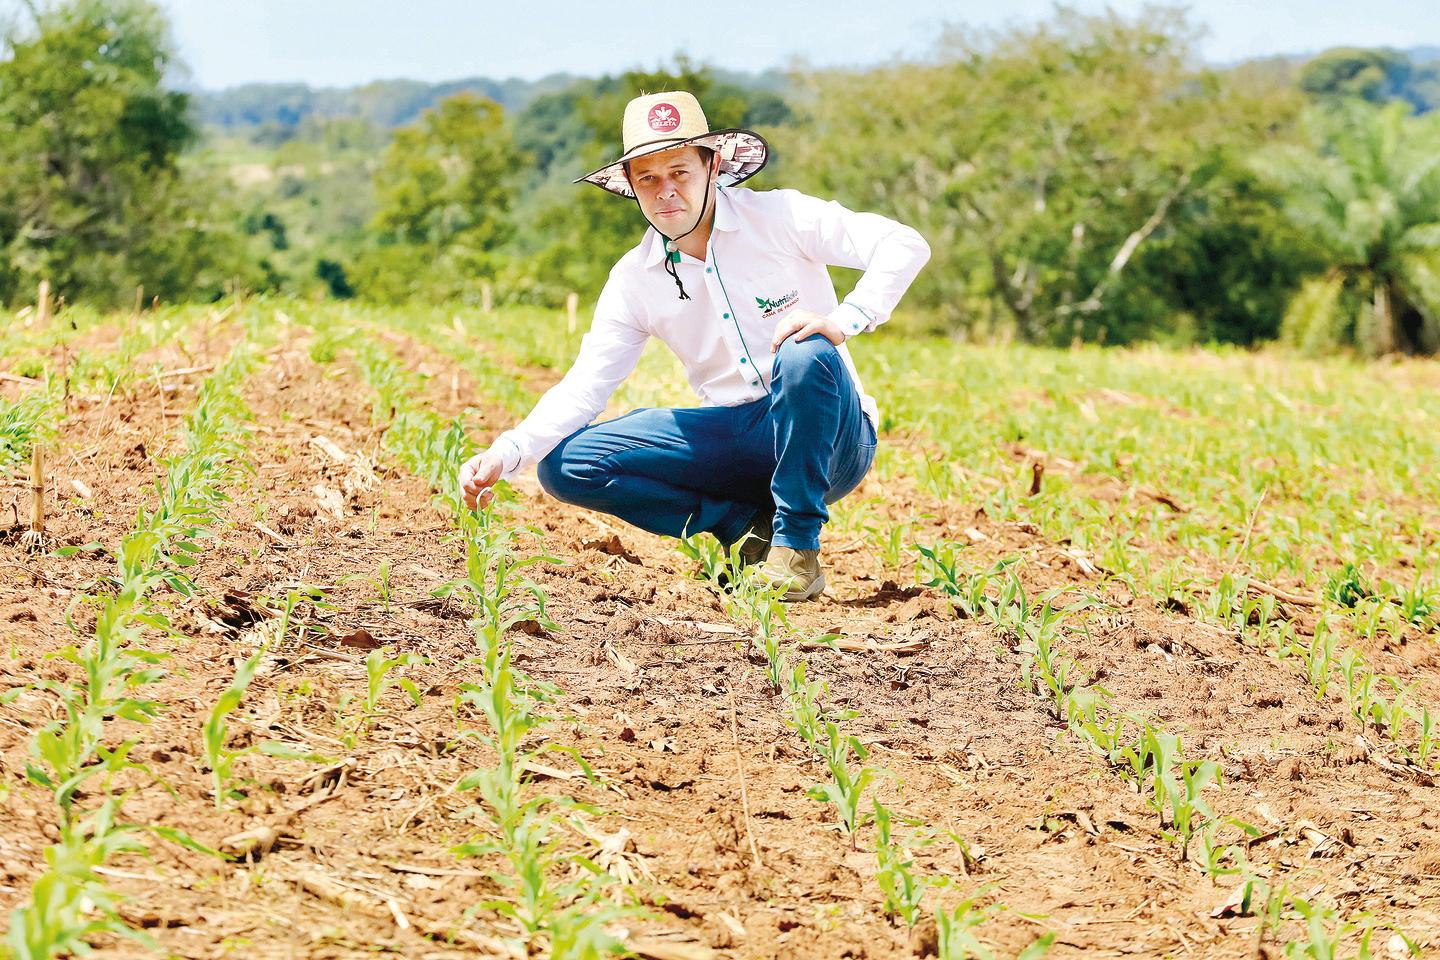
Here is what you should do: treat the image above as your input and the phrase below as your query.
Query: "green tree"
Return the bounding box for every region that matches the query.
[1299,47,1440,113]
[0,0,254,305]
[353,93,523,302]
[1120,174,1321,346]
[1253,101,1440,355]
[785,8,1301,343]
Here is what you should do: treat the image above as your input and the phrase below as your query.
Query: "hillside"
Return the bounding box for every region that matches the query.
[193,67,792,133]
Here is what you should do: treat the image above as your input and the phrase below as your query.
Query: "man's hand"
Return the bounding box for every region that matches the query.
[459,448,505,510]
[770,308,846,354]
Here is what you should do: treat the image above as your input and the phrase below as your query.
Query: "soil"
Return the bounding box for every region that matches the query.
[1,322,1437,959]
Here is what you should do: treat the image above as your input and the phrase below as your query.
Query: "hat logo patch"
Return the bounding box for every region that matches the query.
[647,103,681,133]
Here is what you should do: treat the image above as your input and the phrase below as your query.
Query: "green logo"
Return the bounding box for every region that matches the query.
[755,290,798,315]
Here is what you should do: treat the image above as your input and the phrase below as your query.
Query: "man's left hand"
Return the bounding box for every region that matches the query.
[770,309,845,354]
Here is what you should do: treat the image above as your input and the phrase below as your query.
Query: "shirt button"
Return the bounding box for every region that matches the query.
[751,380,759,386]
[722,312,729,319]
[706,267,712,273]
[740,357,748,364]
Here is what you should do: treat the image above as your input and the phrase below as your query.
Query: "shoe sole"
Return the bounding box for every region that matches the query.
[781,572,827,602]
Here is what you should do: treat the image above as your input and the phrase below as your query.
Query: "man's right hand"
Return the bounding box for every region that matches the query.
[459,448,505,510]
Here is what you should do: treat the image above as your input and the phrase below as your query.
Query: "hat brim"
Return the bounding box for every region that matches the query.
[574,129,769,199]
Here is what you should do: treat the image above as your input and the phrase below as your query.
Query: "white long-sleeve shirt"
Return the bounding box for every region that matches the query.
[493,185,931,479]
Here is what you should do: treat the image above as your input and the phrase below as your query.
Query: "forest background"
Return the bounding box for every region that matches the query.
[4,0,1440,356]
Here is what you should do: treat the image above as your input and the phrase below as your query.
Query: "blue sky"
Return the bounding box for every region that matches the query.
[149,0,1440,89]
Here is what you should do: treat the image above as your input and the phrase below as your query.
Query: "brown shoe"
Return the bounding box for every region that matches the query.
[734,508,774,568]
[759,546,826,602]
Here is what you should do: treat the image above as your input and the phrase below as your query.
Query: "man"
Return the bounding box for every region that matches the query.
[459,91,929,601]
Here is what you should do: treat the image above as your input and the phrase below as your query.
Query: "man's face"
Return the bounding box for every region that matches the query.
[627,146,717,233]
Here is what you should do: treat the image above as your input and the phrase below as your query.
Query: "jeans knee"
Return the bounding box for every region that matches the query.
[773,333,839,387]
[537,448,583,503]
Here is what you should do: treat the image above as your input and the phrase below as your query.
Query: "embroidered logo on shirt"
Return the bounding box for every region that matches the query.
[647,103,680,133]
[755,290,799,319]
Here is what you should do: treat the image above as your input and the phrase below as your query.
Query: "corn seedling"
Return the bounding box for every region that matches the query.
[722,568,791,691]
[348,331,635,953]
[203,643,268,809]
[0,393,55,481]
[4,799,154,960]
[335,647,428,747]
[340,561,395,613]
[872,801,929,927]
[785,660,877,841]
[203,586,324,808]
[932,893,1054,960]
[1324,563,1372,608]
[1278,894,1417,959]
[674,530,729,585]
[868,520,912,575]
[11,339,262,958]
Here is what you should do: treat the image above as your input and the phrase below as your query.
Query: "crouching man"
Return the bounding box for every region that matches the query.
[459,91,929,601]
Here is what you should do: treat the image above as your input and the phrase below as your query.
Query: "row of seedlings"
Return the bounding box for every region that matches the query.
[5,329,265,959]
[1205,573,1440,775]
[868,391,1440,794]
[872,352,1439,773]
[683,538,1052,960]
[347,335,637,957]
[390,300,1428,956]
[916,542,1420,957]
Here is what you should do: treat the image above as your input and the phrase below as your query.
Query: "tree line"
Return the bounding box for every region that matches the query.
[3,0,1439,355]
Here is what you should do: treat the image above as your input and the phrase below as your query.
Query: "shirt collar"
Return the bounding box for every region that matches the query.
[641,187,739,269]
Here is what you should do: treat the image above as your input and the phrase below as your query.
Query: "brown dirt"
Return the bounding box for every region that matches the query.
[1,323,1437,959]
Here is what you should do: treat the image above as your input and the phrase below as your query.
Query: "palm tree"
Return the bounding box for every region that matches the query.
[1254,101,1440,355]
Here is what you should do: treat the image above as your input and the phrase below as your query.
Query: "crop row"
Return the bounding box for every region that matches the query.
[355,303,1426,954]
[346,332,634,956]
[1223,583,1440,773]
[916,540,1419,957]
[673,535,1050,959]
[5,331,263,959]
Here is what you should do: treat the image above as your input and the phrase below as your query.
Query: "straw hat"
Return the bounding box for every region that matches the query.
[574,91,769,199]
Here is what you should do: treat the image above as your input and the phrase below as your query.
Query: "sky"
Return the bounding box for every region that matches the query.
[143,0,1440,90]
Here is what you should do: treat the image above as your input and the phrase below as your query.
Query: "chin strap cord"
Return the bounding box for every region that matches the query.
[662,240,690,300]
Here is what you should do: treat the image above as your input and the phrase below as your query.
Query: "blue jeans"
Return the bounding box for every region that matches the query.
[537,334,877,551]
